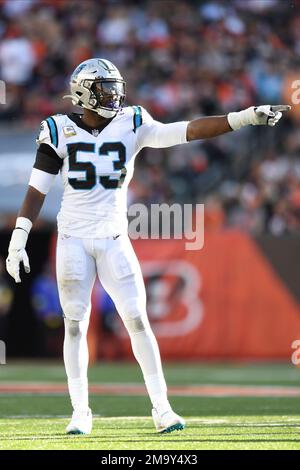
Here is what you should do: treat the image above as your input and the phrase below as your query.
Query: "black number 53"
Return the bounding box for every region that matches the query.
[67,142,127,190]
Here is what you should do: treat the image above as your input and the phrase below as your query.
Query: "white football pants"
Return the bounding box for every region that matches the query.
[56,233,168,412]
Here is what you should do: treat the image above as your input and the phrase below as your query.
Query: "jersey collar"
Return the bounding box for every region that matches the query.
[67,112,115,136]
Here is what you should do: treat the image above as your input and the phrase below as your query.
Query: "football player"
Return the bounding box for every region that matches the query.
[6,58,290,434]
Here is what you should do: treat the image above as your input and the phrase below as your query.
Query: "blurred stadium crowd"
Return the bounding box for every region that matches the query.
[0,0,300,235]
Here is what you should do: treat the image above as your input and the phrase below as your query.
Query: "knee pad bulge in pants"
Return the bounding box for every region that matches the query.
[63,301,89,322]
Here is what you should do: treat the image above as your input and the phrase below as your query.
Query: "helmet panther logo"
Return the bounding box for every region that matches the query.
[72,63,87,81]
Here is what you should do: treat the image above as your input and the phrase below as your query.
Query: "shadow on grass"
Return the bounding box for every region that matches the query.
[2,395,300,418]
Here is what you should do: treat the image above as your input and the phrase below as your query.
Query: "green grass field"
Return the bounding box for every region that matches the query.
[1,362,300,450]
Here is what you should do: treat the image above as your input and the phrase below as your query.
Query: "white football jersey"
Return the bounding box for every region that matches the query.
[33,106,188,238]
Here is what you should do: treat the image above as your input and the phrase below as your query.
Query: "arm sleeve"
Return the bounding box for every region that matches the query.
[33,143,63,175]
[135,107,189,151]
[29,168,56,195]
[30,143,61,194]
[35,116,63,173]
[29,117,63,194]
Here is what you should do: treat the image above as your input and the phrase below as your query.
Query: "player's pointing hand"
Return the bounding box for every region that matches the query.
[227,104,291,131]
[254,105,291,126]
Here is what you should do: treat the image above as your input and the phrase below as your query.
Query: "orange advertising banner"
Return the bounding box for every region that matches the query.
[114,230,300,360]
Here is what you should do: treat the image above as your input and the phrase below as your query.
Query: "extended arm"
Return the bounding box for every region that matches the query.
[187,115,231,141]
[187,105,291,141]
[137,105,291,150]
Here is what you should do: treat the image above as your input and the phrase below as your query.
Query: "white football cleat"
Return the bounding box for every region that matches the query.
[66,408,92,435]
[152,407,185,434]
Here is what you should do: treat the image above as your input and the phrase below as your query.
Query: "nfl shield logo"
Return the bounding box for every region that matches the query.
[92,129,99,137]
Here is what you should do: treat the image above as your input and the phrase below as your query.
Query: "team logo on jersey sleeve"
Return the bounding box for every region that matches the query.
[63,126,77,137]
[36,121,45,141]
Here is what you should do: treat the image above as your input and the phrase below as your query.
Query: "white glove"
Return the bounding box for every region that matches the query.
[6,217,32,283]
[227,105,291,131]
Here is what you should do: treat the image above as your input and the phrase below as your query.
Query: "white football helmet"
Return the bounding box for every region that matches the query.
[64,58,126,118]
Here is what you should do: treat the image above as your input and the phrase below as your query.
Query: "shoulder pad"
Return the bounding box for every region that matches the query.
[36,116,60,147]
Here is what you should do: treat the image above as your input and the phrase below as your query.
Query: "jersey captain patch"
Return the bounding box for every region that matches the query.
[63,126,77,137]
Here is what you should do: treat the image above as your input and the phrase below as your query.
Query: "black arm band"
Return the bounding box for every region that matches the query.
[33,143,63,175]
